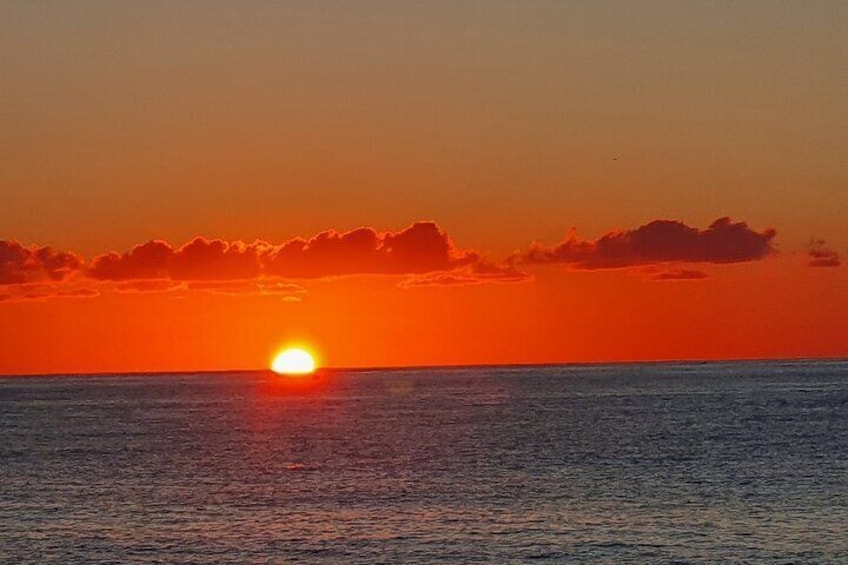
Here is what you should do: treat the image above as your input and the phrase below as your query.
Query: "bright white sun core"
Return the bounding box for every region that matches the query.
[271,348,316,375]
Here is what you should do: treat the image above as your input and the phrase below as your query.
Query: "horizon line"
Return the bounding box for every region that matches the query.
[2,354,846,379]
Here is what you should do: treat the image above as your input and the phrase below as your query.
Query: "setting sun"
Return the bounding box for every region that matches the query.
[271,348,316,375]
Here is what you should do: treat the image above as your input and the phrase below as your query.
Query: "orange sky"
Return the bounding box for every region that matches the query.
[1,2,846,374]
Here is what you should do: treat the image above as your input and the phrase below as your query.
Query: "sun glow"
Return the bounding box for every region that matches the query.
[271,348,316,375]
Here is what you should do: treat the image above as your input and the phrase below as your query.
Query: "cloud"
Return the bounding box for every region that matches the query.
[114,280,185,293]
[56,288,100,298]
[6,222,524,301]
[262,222,477,278]
[399,261,531,288]
[0,284,99,302]
[88,222,510,286]
[651,268,710,281]
[516,218,776,270]
[185,280,305,297]
[0,218,784,302]
[88,240,172,281]
[170,238,265,280]
[89,238,265,281]
[806,239,841,267]
[0,241,82,285]
[399,274,479,287]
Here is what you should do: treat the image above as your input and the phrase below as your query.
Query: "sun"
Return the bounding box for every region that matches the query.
[271,348,316,375]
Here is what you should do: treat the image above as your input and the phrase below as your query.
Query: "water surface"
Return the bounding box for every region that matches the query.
[2,361,847,563]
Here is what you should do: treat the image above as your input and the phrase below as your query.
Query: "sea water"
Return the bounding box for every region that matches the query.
[1,361,847,563]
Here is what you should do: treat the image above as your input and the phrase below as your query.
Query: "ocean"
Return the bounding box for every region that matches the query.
[1,360,847,563]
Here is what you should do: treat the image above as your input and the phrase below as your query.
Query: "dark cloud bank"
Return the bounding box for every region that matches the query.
[87,222,521,285]
[0,217,795,301]
[515,218,776,270]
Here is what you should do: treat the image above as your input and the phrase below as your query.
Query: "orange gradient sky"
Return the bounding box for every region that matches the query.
[1,2,846,374]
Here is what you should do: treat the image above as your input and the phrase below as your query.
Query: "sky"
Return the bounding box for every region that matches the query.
[1,1,846,374]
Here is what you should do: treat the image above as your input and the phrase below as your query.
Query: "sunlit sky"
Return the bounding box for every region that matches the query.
[2,1,846,374]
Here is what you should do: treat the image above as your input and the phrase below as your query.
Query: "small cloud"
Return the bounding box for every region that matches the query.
[468,261,532,283]
[806,239,841,267]
[256,282,306,296]
[652,269,709,281]
[399,261,530,288]
[186,280,305,297]
[56,288,100,298]
[0,283,99,302]
[114,280,184,293]
[399,273,480,288]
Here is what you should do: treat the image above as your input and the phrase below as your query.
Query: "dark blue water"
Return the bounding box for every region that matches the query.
[2,361,847,563]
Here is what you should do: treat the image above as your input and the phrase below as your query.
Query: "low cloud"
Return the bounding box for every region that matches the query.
[89,238,265,281]
[516,218,776,270]
[113,280,185,293]
[400,261,531,288]
[0,241,82,285]
[88,222,517,286]
[399,274,479,287]
[262,222,477,278]
[185,280,305,297]
[88,240,171,281]
[56,288,100,298]
[171,238,264,280]
[0,284,99,302]
[8,223,525,300]
[0,218,789,302]
[652,269,710,281]
[806,239,841,267]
